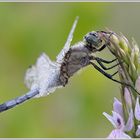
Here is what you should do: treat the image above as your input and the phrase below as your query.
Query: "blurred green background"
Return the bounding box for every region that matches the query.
[0,2,140,138]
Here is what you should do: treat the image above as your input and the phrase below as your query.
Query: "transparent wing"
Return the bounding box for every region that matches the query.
[25,17,79,97]
[56,16,79,63]
[25,53,62,98]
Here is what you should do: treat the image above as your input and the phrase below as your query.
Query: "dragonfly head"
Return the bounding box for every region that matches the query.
[84,31,102,50]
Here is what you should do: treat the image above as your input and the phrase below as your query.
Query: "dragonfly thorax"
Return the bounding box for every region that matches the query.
[59,44,91,86]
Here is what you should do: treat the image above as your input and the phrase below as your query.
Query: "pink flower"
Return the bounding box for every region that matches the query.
[108,129,131,139]
[103,97,134,138]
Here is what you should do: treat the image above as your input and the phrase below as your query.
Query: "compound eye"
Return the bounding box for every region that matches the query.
[84,32,102,47]
[89,32,98,38]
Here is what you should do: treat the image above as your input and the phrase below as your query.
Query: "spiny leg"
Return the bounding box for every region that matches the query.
[95,57,120,70]
[111,71,118,77]
[89,56,120,70]
[94,57,117,64]
[96,41,110,52]
[90,62,121,84]
[90,61,138,94]
[96,44,107,52]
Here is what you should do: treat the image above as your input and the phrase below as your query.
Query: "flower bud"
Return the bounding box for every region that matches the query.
[124,109,134,132]
[124,88,132,108]
[111,34,120,44]
[128,57,137,81]
[108,34,119,53]
[136,125,140,136]
[113,98,123,118]
[119,48,129,64]
[108,129,131,139]
[130,49,138,72]
[132,38,139,55]
[119,36,129,54]
[135,76,140,93]
[135,97,140,121]
[134,53,139,70]
[132,39,139,69]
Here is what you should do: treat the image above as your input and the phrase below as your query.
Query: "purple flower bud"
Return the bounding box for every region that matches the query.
[124,88,132,108]
[112,111,125,130]
[113,98,123,118]
[107,129,131,139]
[103,112,116,128]
[103,111,124,130]
[124,109,134,132]
[135,97,140,121]
[135,76,140,93]
[136,125,140,136]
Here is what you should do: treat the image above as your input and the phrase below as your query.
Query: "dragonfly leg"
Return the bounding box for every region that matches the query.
[90,62,126,85]
[96,31,114,52]
[94,57,121,70]
[96,44,107,52]
[94,57,117,64]
[89,56,120,70]
[90,61,120,83]
[90,61,139,94]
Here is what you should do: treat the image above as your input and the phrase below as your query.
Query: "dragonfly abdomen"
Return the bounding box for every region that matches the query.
[0,89,39,112]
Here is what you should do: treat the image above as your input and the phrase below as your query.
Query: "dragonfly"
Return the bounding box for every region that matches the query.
[0,17,131,113]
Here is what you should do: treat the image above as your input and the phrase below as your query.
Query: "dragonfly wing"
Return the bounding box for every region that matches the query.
[56,16,79,63]
[25,53,62,98]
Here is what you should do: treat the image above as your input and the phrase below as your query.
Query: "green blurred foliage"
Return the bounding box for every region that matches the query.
[0,2,140,138]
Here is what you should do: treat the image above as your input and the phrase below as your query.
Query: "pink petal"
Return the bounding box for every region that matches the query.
[112,111,125,130]
[103,111,125,130]
[124,109,134,132]
[103,112,116,128]
[107,129,131,139]
[113,98,123,118]
[124,88,132,108]
[135,97,140,121]
[136,125,140,136]
[135,76,140,93]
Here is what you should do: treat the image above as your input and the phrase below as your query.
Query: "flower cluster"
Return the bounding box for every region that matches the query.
[103,84,140,138]
[102,32,140,138]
